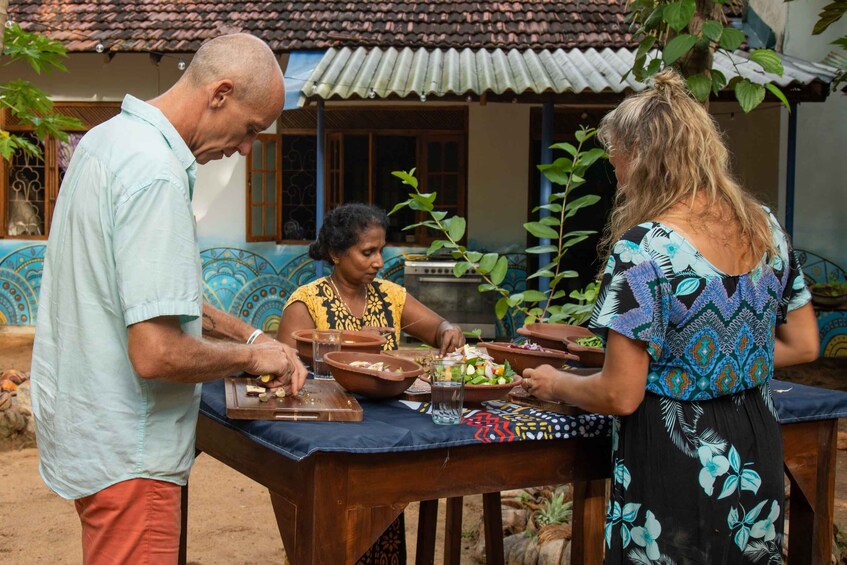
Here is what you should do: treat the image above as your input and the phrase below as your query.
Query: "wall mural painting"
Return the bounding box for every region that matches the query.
[0,244,44,325]
[0,241,524,338]
[797,249,847,358]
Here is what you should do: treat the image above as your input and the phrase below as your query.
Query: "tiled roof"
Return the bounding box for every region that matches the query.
[8,1,634,54]
[296,47,837,103]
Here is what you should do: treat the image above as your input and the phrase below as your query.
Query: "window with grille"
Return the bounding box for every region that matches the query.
[246,107,468,244]
[1,103,119,239]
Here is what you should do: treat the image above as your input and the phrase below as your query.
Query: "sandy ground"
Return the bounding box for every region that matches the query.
[1,324,845,563]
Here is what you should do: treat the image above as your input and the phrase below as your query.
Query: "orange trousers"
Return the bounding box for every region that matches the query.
[74,478,181,565]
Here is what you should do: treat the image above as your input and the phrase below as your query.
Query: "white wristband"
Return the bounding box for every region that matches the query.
[246,329,264,345]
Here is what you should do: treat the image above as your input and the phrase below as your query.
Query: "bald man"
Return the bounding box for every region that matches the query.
[30,33,306,565]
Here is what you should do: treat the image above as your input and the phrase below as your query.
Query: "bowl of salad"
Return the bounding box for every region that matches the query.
[481,341,579,374]
[563,335,605,367]
[428,345,523,404]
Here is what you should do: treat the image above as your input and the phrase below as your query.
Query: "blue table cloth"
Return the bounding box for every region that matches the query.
[199,379,847,462]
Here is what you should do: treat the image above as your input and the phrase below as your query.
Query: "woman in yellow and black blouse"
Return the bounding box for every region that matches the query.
[277,202,465,564]
[278,203,465,355]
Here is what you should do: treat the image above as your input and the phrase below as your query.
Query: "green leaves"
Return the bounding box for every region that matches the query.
[748,50,784,76]
[734,79,766,113]
[718,27,745,51]
[686,74,712,102]
[663,34,697,64]
[389,125,603,326]
[813,0,847,35]
[701,20,724,42]
[662,0,696,32]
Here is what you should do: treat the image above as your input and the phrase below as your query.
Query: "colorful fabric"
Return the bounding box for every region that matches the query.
[589,210,810,401]
[284,277,406,350]
[591,210,810,564]
[605,385,785,564]
[31,94,202,500]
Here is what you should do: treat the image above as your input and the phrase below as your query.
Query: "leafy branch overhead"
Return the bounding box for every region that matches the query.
[390,127,604,325]
[0,22,83,161]
[625,0,790,112]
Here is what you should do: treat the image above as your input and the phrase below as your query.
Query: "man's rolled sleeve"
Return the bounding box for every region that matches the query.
[114,178,201,326]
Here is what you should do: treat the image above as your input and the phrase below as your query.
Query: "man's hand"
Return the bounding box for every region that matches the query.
[249,341,308,395]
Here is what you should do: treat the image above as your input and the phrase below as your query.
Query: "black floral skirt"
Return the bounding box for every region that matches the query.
[357,513,406,565]
[604,384,784,564]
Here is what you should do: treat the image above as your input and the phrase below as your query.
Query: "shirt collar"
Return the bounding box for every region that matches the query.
[120,94,198,198]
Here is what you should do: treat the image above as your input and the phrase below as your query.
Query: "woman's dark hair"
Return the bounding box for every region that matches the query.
[308,203,389,262]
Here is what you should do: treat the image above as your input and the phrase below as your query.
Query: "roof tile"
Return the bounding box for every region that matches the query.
[9,0,633,53]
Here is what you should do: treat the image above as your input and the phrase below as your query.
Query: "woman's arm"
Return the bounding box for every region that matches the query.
[276,301,317,348]
[522,330,649,415]
[774,302,819,368]
[401,293,465,354]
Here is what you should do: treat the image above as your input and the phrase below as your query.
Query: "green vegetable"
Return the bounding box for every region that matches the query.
[575,335,604,349]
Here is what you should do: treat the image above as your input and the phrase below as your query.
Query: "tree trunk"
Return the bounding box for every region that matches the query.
[677,0,723,109]
[0,0,9,53]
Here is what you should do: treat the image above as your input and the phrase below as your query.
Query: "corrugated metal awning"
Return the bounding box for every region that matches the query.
[296,46,837,105]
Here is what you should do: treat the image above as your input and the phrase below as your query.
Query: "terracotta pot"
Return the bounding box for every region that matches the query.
[563,336,605,368]
[291,329,386,363]
[515,323,593,351]
[480,341,578,374]
[322,351,423,399]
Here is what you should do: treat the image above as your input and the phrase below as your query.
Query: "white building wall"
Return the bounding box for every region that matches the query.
[467,103,531,250]
[783,0,847,267]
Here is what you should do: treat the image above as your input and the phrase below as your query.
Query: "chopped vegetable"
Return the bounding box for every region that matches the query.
[440,344,516,386]
[575,336,604,349]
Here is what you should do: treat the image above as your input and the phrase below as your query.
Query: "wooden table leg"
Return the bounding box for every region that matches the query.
[445,497,464,564]
[416,499,439,565]
[782,419,837,565]
[482,491,504,565]
[570,479,607,565]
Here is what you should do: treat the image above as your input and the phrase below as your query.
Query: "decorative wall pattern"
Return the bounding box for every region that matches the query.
[0,243,44,325]
[797,249,846,358]
[0,241,525,338]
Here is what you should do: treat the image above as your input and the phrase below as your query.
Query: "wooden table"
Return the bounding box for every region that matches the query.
[182,412,839,564]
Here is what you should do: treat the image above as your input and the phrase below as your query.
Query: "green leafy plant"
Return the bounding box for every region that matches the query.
[534,491,573,528]
[390,127,605,325]
[623,0,790,112]
[0,21,83,160]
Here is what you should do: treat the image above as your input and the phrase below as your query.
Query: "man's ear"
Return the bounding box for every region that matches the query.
[209,80,235,110]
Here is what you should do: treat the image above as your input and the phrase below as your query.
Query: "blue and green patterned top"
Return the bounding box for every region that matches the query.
[589,209,810,401]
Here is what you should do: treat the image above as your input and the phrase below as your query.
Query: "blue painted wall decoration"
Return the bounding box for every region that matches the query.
[797,249,847,358]
[0,240,526,338]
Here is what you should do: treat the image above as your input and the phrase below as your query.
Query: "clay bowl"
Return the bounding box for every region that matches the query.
[322,351,423,399]
[515,323,593,351]
[563,336,605,368]
[480,341,579,374]
[423,372,523,405]
[291,329,387,363]
[464,374,523,404]
[810,286,847,309]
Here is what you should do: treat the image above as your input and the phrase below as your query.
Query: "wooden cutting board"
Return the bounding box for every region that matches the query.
[224,377,363,421]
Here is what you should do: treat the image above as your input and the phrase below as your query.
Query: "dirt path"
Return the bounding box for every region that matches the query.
[2,325,845,563]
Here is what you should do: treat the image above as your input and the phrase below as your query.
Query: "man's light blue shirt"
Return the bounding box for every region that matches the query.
[31,95,202,499]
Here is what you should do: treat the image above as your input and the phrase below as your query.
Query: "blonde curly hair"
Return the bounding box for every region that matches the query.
[596,68,774,267]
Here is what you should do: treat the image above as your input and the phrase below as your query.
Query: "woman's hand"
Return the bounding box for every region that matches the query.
[437,321,465,355]
[521,364,563,402]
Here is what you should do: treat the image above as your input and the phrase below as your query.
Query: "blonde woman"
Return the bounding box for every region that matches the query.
[522,69,819,563]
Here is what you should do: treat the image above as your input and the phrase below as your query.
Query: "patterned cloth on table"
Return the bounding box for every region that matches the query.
[589,210,810,564]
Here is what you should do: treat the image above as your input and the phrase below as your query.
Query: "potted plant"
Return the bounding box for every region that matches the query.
[809,280,847,309]
[390,127,606,347]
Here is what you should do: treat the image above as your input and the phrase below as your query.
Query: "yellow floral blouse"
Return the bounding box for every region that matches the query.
[283,277,407,350]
